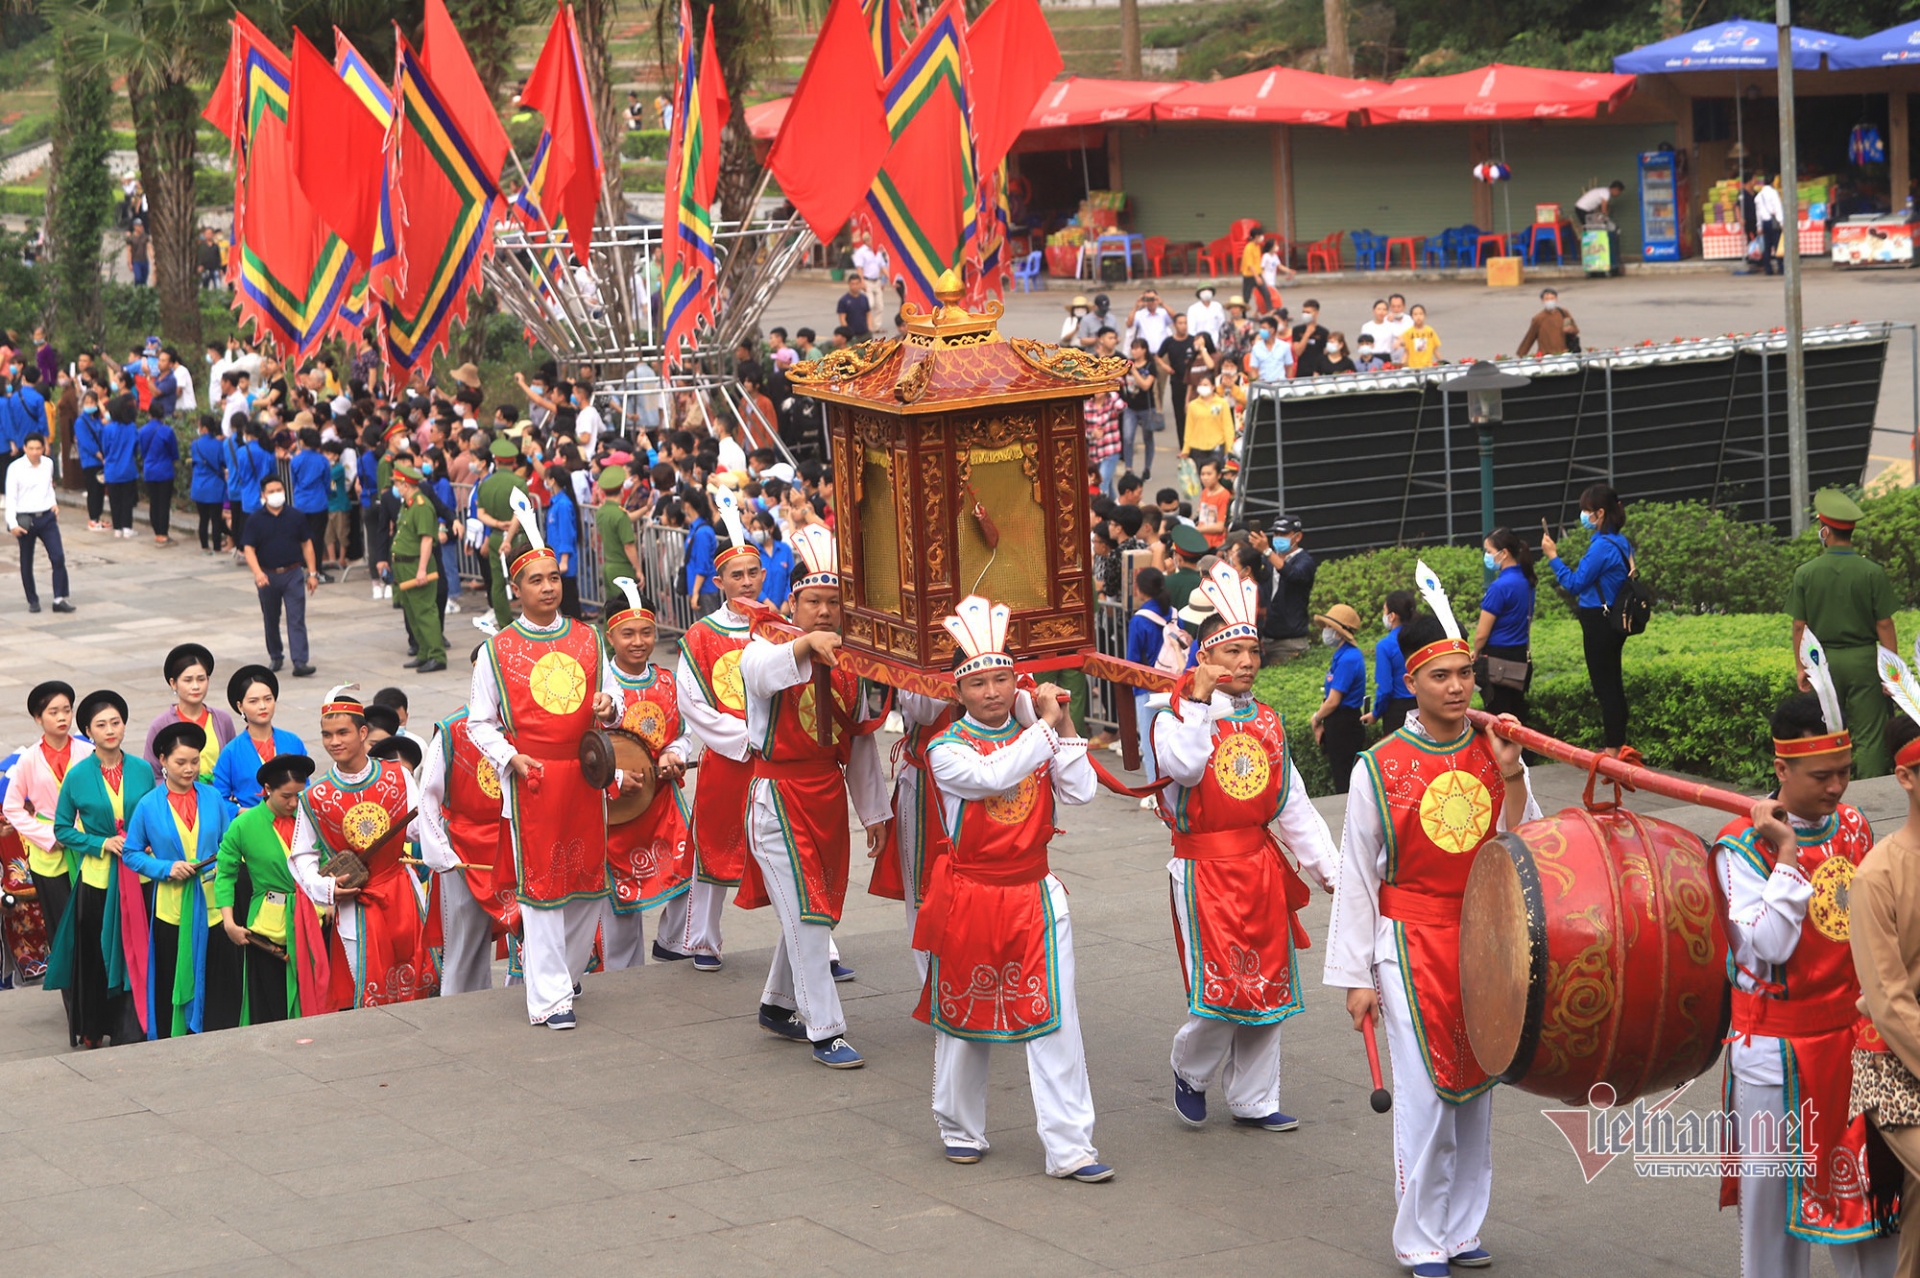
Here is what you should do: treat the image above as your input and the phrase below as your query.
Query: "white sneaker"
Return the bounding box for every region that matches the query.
[473,615,499,636]
[382,583,393,599]
[370,583,383,600]
[1140,796,1156,810]
[445,599,462,615]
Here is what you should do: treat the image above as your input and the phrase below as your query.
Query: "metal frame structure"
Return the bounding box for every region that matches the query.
[1231,322,1914,557]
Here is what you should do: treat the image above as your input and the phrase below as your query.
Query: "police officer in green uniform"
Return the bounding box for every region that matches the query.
[475,437,531,631]
[391,463,447,672]
[1164,524,1208,615]
[593,465,642,609]
[1788,488,1897,776]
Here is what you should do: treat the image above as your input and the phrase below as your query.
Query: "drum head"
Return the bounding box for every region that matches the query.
[579,729,616,790]
[1459,832,1545,1082]
[606,728,658,825]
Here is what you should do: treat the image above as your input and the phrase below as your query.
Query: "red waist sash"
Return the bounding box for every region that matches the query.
[1171,827,1268,860]
[752,758,844,782]
[1379,884,1462,928]
[1730,987,1859,1040]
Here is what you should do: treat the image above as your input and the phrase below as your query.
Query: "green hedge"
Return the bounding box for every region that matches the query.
[621,128,669,160]
[1252,610,1920,799]
[0,186,43,217]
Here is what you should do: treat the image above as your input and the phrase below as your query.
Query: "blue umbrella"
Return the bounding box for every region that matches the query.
[1828,20,1920,69]
[1611,19,1853,73]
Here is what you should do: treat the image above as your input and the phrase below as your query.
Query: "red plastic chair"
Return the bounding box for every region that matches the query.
[1305,232,1344,272]
[1384,235,1422,268]
[1226,218,1264,271]
[1474,233,1508,265]
[1197,235,1235,275]
[1144,235,1168,276]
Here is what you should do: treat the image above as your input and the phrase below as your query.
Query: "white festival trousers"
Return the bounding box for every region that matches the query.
[748,780,846,1040]
[435,869,495,996]
[1732,1077,1897,1278]
[674,878,729,957]
[1168,857,1285,1118]
[599,890,693,970]
[519,897,603,1023]
[1377,956,1494,1267]
[930,876,1099,1177]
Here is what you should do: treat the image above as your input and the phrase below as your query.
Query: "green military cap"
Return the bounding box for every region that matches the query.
[597,464,629,492]
[1170,524,1210,558]
[392,463,425,483]
[489,437,519,459]
[1813,488,1863,530]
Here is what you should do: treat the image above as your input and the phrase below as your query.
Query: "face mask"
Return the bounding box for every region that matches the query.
[1544,300,1560,311]
[1321,627,1341,647]
[1258,329,1273,341]
[1327,344,1343,357]
[419,461,433,476]
[1196,384,1214,398]
[265,491,286,509]
[205,353,215,365]
[1579,510,1595,530]
[1484,551,1500,571]
[1199,291,1214,302]
[531,385,545,397]
[1382,614,1394,630]
[1272,536,1292,554]
[748,529,767,545]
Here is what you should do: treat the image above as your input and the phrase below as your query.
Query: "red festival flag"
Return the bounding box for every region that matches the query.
[422,0,512,182]
[696,9,731,204]
[966,0,1062,177]
[520,4,604,262]
[768,0,892,242]
[290,30,385,264]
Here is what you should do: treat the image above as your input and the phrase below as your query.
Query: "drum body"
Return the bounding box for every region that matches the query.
[605,729,659,826]
[1460,807,1730,1106]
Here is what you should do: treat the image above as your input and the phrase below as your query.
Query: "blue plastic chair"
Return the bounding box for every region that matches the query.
[1451,225,1482,267]
[1421,230,1453,268]
[1012,249,1043,293]
[1351,231,1386,270]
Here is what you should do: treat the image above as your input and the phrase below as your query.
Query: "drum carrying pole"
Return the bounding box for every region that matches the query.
[1466,710,1753,819]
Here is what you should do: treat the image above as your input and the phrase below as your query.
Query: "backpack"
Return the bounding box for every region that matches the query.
[1137,607,1191,674]
[1604,543,1653,636]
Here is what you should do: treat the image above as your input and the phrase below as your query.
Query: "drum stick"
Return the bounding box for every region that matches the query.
[399,856,494,872]
[1362,1015,1392,1113]
[1466,709,1752,818]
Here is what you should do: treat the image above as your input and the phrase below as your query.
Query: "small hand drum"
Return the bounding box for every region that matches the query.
[580,728,617,789]
[321,850,369,891]
[605,728,659,826]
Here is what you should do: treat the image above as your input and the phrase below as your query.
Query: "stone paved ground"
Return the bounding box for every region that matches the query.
[0,532,1901,1277]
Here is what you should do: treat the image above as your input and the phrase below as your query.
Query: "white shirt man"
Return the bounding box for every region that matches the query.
[852,241,886,302]
[1186,289,1226,346]
[5,443,58,529]
[1574,185,1614,216]
[1380,301,1414,365]
[1126,299,1175,354]
[1755,181,1785,228]
[573,397,604,455]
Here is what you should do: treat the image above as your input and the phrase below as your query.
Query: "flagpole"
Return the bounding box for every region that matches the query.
[1776,0,1809,533]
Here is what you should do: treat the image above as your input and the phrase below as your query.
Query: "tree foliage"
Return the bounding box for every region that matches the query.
[45,33,114,351]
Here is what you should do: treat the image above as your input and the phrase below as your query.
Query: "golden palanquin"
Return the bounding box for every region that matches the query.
[787,274,1127,683]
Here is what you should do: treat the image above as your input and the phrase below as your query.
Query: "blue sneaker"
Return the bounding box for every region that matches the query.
[572,982,583,998]
[831,960,857,983]
[1173,1074,1207,1127]
[1452,1248,1493,1268]
[542,1010,577,1030]
[1067,1162,1115,1183]
[692,953,722,973]
[758,1008,808,1041]
[651,940,692,962]
[812,1037,865,1068]
[944,1145,982,1164]
[1232,1112,1300,1132]
[1412,1265,1450,1278]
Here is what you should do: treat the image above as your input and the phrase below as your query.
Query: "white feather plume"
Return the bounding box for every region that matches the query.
[1798,627,1845,734]
[1415,559,1461,641]
[1199,561,1257,630]
[713,486,749,552]
[612,577,647,617]
[1881,645,1920,731]
[324,682,360,703]
[508,488,545,554]
[942,595,1010,663]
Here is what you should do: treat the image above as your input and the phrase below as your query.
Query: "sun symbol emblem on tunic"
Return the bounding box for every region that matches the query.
[1211,733,1271,801]
[1809,855,1855,942]
[797,684,846,745]
[528,651,588,715]
[475,757,501,801]
[712,649,746,712]
[342,801,392,852]
[1418,769,1493,855]
[984,774,1039,825]
[623,699,668,750]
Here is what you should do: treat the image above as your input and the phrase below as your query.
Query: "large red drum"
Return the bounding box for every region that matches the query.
[1459,807,1730,1106]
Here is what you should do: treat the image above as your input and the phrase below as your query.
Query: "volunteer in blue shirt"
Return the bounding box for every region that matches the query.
[222,410,256,548]
[1473,528,1537,722]
[753,510,793,605]
[135,409,178,545]
[1541,482,1634,750]
[288,427,332,579]
[14,366,47,455]
[1308,603,1367,793]
[188,415,229,554]
[236,424,275,533]
[1363,589,1419,736]
[544,463,582,619]
[1125,566,1177,785]
[75,390,107,530]
[683,488,718,611]
[101,395,142,537]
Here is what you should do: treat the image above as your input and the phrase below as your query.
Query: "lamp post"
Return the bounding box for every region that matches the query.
[1449,361,1532,583]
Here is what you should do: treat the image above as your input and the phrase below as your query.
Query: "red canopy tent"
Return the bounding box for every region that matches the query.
[746,97,789,142]
[1153,66,1385,126]
[1027,75,1183,128]
[1359,63,1635,123]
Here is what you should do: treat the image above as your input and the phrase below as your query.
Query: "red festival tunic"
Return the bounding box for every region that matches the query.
[608,664,694,914]
[912,719,1064,1043]
[737,657,872,923]
[1159,701,1313,1025]
[424,710,515,943]
[679,615,754,886]
[486,617,610,906]
[1718,805,1890,1241]
[302,759,436,1007]
[1363,726,1508,1104]
[870,701,957,904]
